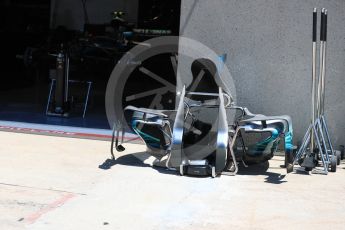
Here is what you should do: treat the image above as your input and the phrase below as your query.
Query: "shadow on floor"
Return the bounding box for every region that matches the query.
[98,153,178,176]
[99,153,288,183]
[235,161,287,184]
[99,153,149,170]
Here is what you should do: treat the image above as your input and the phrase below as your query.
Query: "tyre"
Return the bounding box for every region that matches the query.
[336,151,341,165]
[330,155,337,172]
[340,145,345,160]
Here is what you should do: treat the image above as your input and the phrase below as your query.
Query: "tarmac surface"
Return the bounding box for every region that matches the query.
[0,131,345,230]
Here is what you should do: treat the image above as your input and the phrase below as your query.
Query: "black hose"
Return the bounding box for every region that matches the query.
[320,10,325,42]
[324,11,327,42]
[313,9,317,42]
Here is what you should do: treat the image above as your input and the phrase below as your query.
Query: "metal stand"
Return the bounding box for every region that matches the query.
[46,45,92,118]
[46,79,92,118]
[293,117,336,174]
[46,46,70,117]
[110,121,126,160]
[293,8,338,174]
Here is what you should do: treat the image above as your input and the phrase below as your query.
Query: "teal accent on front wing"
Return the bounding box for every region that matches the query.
[249,129,294,155]
[248,128,280,156]
[131,120,161,149]
[284,131,294,151]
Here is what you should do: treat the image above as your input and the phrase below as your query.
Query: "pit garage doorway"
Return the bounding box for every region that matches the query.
[0,0,181,133]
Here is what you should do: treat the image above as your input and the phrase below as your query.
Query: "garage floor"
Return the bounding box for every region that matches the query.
[0,131,345,230]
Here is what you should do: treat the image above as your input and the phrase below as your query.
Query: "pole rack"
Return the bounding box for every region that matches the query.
[290,8,340,174]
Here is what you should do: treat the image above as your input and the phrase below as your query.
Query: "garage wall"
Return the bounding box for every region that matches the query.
[179,0,345,146]
[50,0,138,30]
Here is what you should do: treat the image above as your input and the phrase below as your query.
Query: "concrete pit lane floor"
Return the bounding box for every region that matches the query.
[0,131,345,230]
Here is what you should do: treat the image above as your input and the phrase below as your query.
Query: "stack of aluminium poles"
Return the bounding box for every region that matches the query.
[291,8,340,174]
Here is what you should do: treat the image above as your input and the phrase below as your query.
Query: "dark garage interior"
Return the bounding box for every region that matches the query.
[0,0,180,129]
